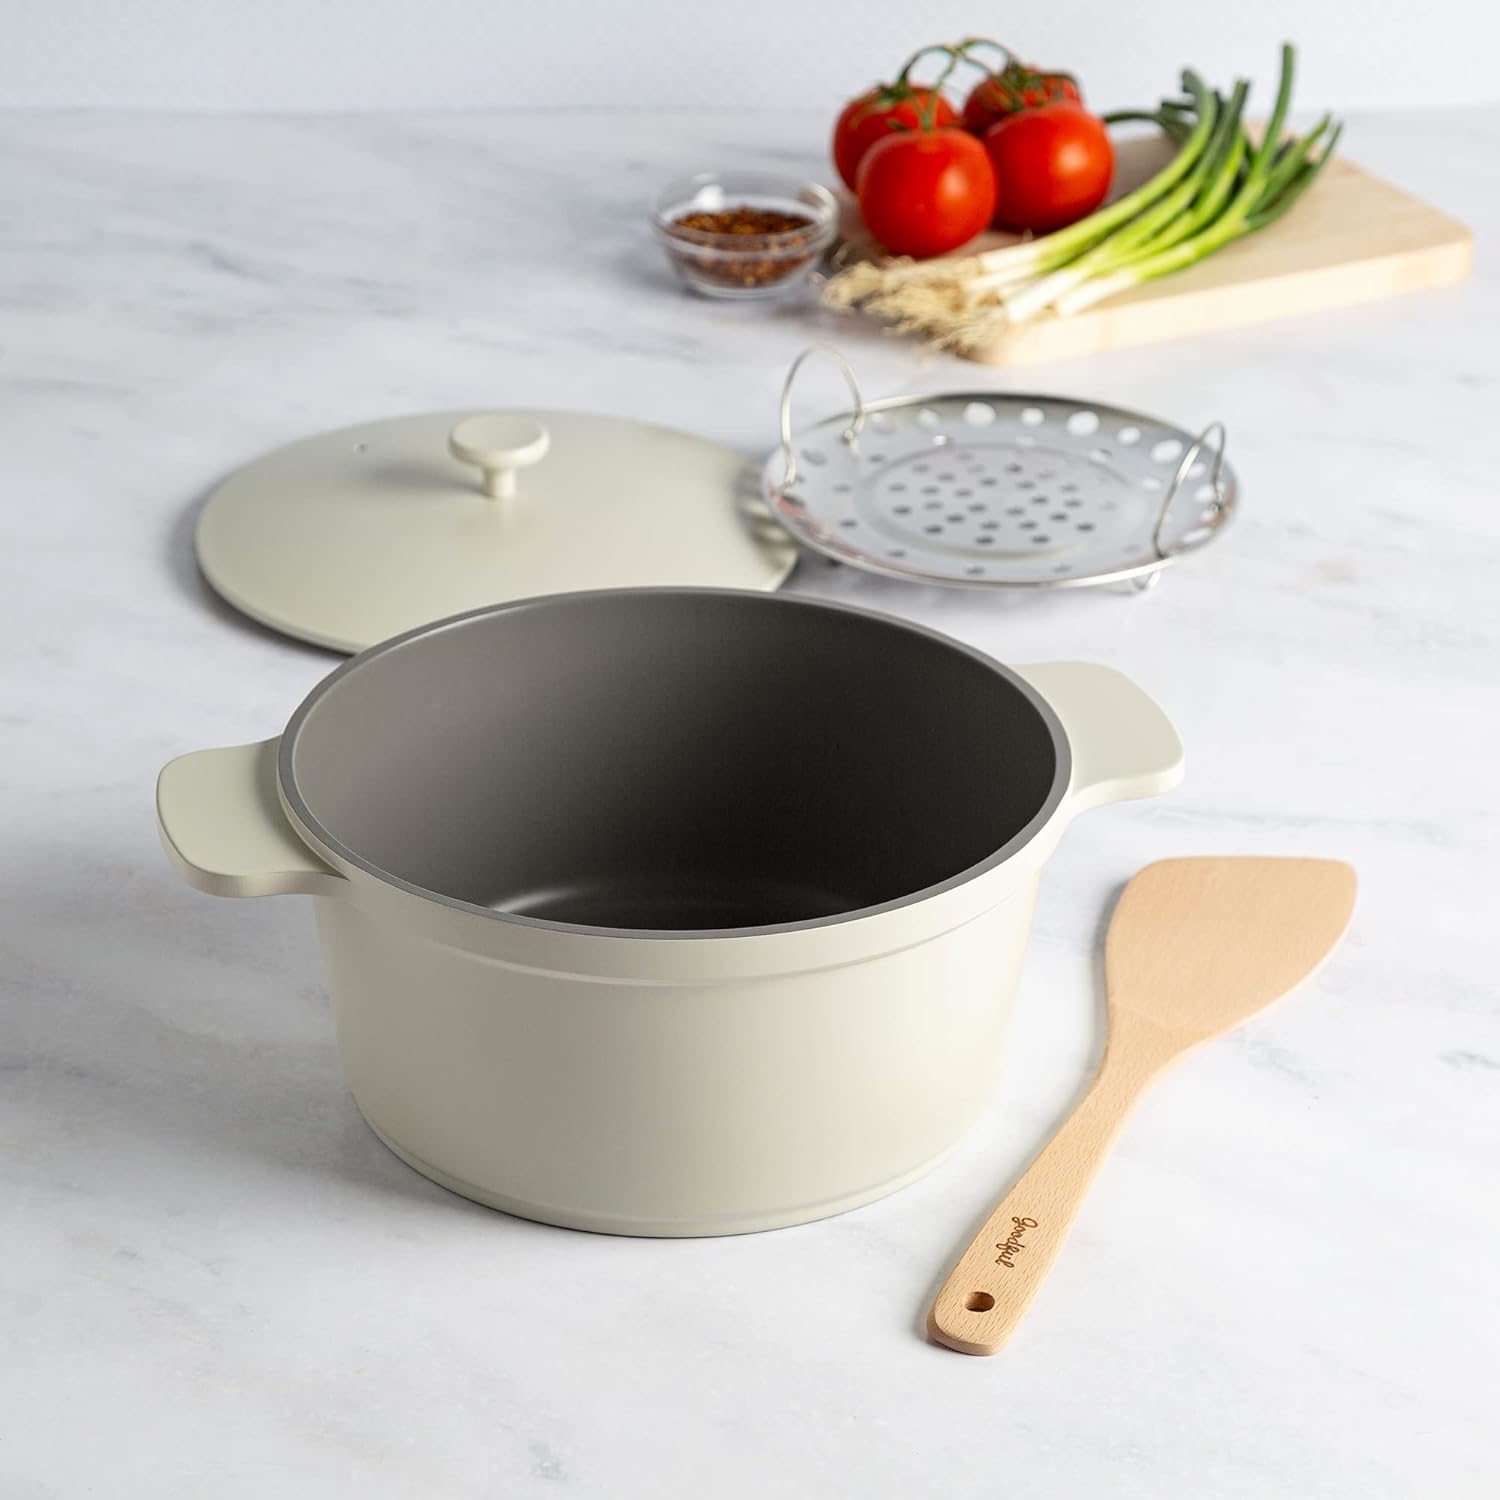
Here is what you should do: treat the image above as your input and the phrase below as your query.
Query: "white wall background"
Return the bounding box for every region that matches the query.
[0,0,1495,112]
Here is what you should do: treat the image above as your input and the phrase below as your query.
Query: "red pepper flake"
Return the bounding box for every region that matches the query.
[672,206,814,238]
[665,203,819,289]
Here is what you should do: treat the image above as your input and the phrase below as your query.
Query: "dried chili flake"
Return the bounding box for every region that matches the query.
[672,207,814,237]
[664,203,820,290]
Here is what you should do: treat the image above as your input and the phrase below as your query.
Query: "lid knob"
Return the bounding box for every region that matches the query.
[448,414,551,501]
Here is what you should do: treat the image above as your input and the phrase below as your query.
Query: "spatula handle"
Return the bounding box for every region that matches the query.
[928,1047,1161,1355]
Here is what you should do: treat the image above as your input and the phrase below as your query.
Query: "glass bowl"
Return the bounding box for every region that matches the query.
[651,171,838,300]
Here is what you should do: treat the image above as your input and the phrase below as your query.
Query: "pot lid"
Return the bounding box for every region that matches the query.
[196,409,797,652]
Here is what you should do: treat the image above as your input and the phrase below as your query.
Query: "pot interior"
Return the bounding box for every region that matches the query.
[282,592,1063,932]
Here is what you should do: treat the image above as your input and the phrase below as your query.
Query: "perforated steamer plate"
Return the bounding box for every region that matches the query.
[763,348,1237,590]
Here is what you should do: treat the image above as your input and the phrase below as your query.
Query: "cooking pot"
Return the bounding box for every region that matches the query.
[156,589,1182,1236]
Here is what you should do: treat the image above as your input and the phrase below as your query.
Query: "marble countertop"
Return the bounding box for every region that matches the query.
[3,107,1497,1498]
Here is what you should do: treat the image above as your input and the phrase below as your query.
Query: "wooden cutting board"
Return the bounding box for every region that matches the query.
[836,137,1473,367]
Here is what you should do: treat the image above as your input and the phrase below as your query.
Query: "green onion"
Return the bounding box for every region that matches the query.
[822,42,1342,352]
[1050,46,1327,321]
[825,68,1220,309]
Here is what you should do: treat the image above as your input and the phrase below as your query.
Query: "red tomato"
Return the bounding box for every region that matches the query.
[983,103,1113,233]
[961,64,1080,135]
[832,86,958,191]
[856,128,997,259]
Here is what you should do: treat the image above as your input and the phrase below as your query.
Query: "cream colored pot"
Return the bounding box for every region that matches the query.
[157,590,1182,1236]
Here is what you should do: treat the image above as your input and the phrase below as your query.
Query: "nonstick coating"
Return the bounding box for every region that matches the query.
[280,591,1062,932]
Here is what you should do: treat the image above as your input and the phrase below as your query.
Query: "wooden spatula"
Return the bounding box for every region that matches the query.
[928,856,1356,1356]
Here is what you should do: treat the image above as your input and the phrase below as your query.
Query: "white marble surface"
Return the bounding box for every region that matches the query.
[2,108,1498,1498]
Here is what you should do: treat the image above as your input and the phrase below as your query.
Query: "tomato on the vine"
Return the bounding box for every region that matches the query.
[832,85,959,191]
[961,63,1080,135]
[857,127,997,259]
[983,103,1113,234]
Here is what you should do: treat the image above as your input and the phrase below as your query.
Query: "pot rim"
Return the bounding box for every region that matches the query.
[276,588,1072,942]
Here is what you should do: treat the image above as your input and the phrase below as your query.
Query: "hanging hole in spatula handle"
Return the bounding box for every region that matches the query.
[777,345,867,490]
[1151,421,1227,558]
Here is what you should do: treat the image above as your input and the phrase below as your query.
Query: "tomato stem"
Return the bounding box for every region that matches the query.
[886,42,970,130]
[892,42,964,92]
[951,37,1016,74]
[919,46,966,129]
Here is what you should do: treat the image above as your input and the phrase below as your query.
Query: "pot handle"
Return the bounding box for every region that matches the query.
[156,737,345,898]
[1012,662,1184,815]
